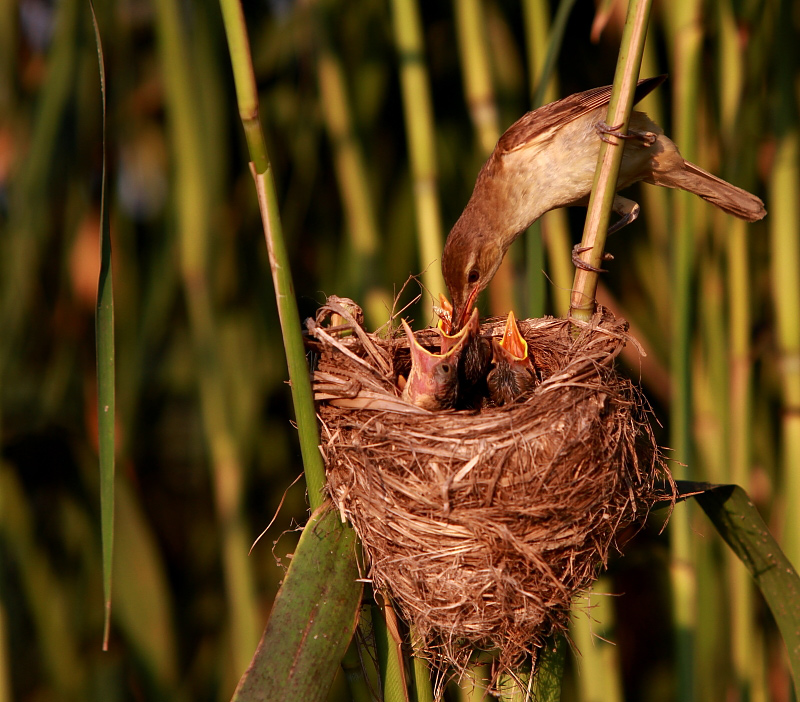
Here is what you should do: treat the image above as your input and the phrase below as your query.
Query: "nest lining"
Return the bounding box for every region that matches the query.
[306,299,672,681]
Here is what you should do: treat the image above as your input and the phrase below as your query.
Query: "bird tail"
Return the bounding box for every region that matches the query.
[645,159,766,222]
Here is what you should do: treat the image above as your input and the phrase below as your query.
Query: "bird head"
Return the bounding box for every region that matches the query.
[442,220,505,332]
[400,310,477,410]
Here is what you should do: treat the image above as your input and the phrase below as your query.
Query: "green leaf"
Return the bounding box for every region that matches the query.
[232,505,362,702]
[90,0,116,651]
[679,481,800,695]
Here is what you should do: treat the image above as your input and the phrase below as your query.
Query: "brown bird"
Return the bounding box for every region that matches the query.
[442,76,767,330]
[400,309,478,410]
[487,311,536,406]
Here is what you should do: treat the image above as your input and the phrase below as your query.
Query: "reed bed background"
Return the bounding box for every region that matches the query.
[0,0,796,701]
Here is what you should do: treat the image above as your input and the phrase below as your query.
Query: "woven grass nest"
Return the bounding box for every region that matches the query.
[306,296,673,684]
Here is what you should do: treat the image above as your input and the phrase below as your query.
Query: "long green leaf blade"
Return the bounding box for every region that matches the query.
[679,482,800,695]
[90,1,115,651]
[231,506,362,702]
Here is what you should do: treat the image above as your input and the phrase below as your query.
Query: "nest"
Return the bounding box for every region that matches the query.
[306,298,673,686]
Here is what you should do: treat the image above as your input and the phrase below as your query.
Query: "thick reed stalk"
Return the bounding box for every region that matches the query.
[456,665,489,702]
[638,34,672,332]
[522,0,573,318]
[372,599,409,702]
[770,135,800,566]
[410,629,435,702]
[389,0,446,301]
[570,578,623,702]
[495,669,533,701]
[718,2,756,692]
[218,0,326,509]
[533,637,567,701]
[153,0,259,678]
[661,0,703,695]
[316,48,376,250]
[769,0,800,580]
[453,0,500,156]
[569,0,653,319]
[451,0,513,315]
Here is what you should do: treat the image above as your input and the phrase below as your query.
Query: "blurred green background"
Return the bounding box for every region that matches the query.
[1,0,798,700]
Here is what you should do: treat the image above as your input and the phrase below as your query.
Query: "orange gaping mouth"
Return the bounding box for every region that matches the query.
[500,311,528,360]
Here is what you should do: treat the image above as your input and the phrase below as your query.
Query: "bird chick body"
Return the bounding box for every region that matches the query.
[487,311,536,406]
[442,76,766,329]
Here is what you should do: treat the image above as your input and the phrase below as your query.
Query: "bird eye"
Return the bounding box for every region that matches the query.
[467,268,480,284]
[440,363,451,374]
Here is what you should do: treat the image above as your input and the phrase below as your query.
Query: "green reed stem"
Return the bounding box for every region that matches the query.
[770,133,800,569]
[410,629,434,702]
[522,0,574,318]
[569,0,653,319]
[770,0,800,582]
[570,578,624,702]
[390,0,446,301]
[217,0,268,173]
[533,637,566,701]
[453,0,499,155]
[372,600,408,702]
[719,2,755,690]
[452,0,514,317]
[662,0,703,694]
[341,634,379,702]
[456,664,489,702]
[531,0,577,109]
[218,0,326,510]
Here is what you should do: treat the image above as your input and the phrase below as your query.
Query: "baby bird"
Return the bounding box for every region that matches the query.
[400,308,478,410]
[487,311,536,406]
[437,296,491,384]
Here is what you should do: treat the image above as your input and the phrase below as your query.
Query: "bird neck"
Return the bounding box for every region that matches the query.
[469,157,551,247]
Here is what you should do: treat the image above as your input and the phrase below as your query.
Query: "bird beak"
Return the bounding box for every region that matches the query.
[453,286,480,332]
[492,310,528,363]
[438,306,479,355]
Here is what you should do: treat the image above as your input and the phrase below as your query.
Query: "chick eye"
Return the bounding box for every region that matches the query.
[467,268,480,285]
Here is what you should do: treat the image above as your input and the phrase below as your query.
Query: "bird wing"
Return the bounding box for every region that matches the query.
[497,75,667,154]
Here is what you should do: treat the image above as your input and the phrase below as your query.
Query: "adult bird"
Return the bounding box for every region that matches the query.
[487,311,537,406]
[442,76,766,330]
